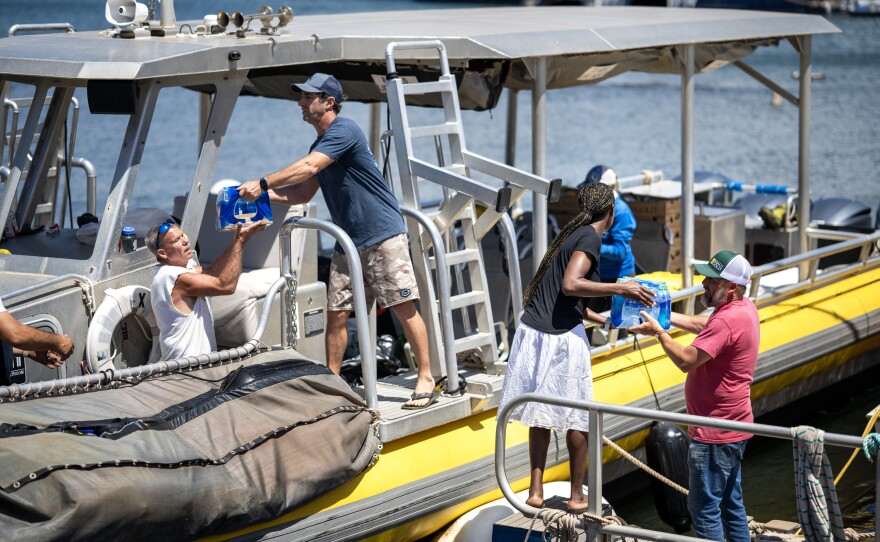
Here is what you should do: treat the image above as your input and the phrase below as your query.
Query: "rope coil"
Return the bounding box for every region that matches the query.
[523,506,638,542]
[791,425,847,542]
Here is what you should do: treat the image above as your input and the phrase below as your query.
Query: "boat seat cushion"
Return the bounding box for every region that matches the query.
[210,267,279,347]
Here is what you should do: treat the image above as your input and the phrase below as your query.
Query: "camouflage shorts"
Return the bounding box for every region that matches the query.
[328,233,420,311]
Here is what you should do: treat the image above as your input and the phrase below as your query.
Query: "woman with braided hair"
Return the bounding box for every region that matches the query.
[499,182,655,512]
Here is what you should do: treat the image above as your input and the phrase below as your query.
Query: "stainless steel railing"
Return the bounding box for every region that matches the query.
[587,229,880,352]
[496,393,877,542]
[279,216,378,408]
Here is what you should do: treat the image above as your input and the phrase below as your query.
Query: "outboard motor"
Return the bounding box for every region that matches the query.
[811,197,873,231]
[645,422,691,533]
[812,197,874,268]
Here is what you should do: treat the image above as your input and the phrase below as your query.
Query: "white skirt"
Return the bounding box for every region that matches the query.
[498,322,593,433]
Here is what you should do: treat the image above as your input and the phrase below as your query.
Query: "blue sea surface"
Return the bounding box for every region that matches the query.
[0,3,878,531]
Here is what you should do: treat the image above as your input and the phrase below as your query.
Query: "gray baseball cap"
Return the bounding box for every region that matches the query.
[291,73,344,103]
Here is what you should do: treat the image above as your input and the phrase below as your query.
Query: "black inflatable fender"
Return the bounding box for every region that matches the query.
[645,421,692,533]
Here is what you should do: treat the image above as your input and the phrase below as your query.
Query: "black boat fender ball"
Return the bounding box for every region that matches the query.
[645,422,692,533]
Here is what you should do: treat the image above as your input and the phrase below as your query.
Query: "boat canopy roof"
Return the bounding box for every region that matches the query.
[0,6,840,109]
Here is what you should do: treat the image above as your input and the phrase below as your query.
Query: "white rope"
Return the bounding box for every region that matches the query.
[791,425,847,542]
[523,507,638,542]
[602,435,689,495]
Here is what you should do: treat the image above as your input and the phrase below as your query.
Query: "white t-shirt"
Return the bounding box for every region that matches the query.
[151,262,216,360]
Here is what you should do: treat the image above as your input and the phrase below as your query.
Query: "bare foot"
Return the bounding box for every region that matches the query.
[566,499,589,513]
[526,495,544,508]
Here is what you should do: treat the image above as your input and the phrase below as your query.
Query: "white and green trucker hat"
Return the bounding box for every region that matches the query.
[692,250,753,286]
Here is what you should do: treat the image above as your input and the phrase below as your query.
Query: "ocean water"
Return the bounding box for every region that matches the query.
[1,1,878,536]
[2,2,879,218]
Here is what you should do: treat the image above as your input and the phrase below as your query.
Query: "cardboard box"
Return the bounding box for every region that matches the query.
[631,198,681,228]
[548,187,582,227]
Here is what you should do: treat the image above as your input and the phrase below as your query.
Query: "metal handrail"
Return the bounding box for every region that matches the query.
[7,23,75,37]
[400,207,459,395]
[500,212,523,326]
[385,40,450,77]
[1,98,19,166]
[65,156,97,216]
[279,216,378,409]
[0,274,92,304]
[495,393,877,542]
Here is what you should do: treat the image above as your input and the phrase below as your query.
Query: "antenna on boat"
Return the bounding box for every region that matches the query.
[145,0,177,28]
[156,0,176,29]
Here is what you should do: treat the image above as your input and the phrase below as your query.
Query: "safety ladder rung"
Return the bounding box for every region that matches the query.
[454,332,495,353]
[448,291,486,311]
[429,248,480,268]
[400,80,456,96]
[408,123,460,139]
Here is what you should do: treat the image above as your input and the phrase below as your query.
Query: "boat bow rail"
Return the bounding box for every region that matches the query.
[496,393,878,542]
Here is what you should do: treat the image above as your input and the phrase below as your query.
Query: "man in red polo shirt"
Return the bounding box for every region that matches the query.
[630,250,759,542]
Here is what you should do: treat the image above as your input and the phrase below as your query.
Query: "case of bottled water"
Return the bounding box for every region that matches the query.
[610,278,671,330]
[216,185,273,231]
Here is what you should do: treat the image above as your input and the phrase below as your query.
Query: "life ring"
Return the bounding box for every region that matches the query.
[86,285,161,373]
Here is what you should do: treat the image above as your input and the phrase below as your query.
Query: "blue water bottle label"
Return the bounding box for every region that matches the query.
[217,186,274,231]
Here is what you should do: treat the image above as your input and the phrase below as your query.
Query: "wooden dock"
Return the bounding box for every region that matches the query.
[492,496,613,542]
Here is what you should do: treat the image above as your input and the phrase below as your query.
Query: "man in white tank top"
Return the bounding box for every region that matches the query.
[146,220,265,361]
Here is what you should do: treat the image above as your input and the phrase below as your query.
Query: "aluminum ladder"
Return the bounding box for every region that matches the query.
[384,40,561,376]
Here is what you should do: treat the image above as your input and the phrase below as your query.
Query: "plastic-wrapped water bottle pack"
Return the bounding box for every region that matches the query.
[610,278,671,330]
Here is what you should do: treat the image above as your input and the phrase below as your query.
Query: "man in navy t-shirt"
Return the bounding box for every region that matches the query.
[239,73,437,409]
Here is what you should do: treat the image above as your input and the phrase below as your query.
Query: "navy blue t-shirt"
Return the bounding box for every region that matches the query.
[310,117,406,251]
[520,225,601,335]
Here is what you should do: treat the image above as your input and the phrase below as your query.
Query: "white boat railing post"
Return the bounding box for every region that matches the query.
[279,216,379,409]
[797,35,813,281]
[183,74,246,249]
[93,82,159,281]
[505,89,518,168]
[500,213,523,327]
[587,408,603,542]
[369,102,381,159]
[679,44,696,303]
[399,206,460,395]
[530,57,548,273]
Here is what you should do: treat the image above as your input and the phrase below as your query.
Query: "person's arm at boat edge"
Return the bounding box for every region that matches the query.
[237,151,333,203]
[0,310,74,368]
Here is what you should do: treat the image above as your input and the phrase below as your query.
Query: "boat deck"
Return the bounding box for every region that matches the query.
[354,368,505,442]
[492,496,614,542]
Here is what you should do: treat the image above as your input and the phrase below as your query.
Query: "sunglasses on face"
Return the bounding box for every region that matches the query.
[155,219,177,250]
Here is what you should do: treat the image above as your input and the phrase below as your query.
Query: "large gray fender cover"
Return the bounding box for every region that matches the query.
[0,350,380,541]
